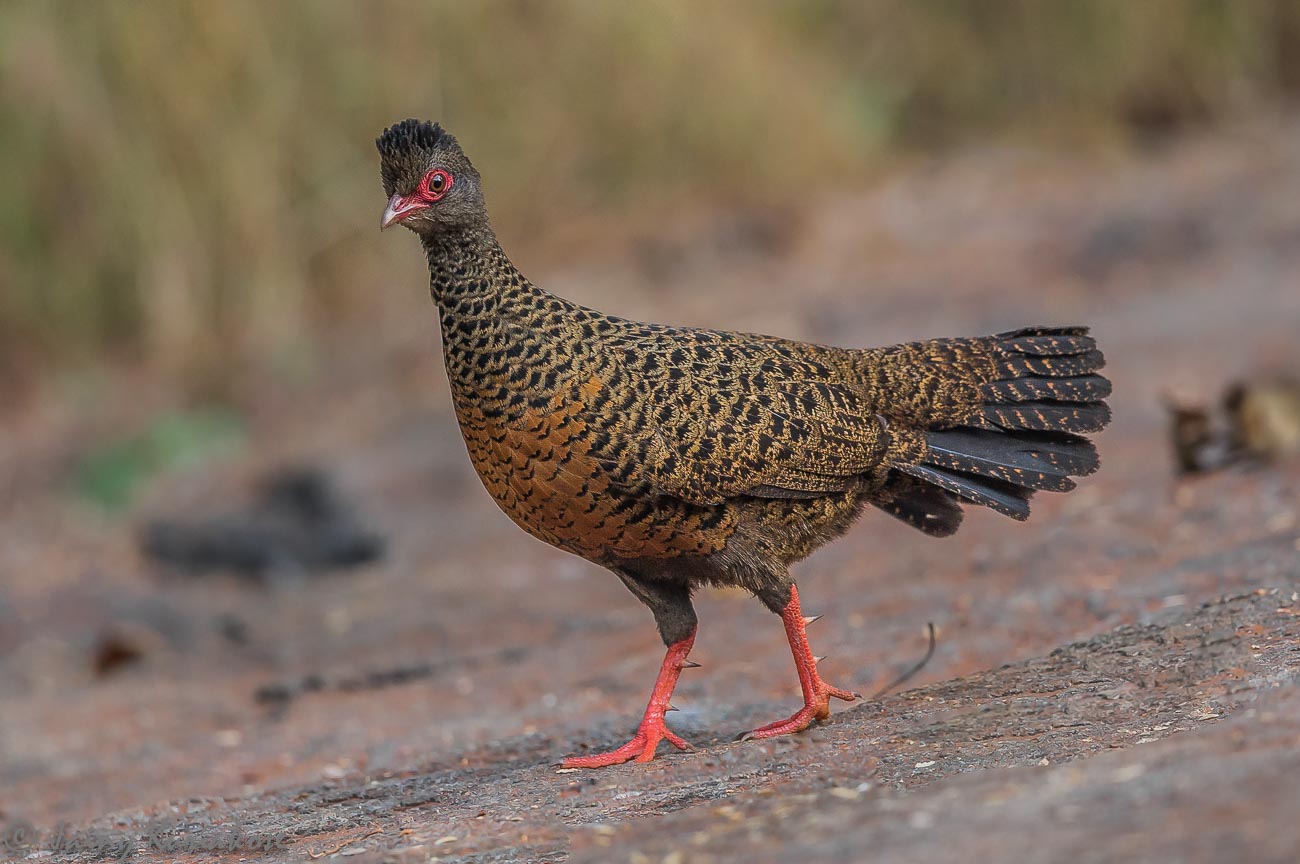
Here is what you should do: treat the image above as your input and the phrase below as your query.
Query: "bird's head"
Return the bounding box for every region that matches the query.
[376,119,486,235]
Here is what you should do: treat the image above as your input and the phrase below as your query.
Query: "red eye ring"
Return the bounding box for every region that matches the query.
[421,169,454,201]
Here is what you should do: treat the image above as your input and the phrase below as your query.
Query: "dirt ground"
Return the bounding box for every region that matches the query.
[2,120,1299,863]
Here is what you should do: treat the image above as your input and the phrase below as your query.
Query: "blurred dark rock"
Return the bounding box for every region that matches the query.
[214,614,249,645]
[91,623,159,678]
[140,467,385,581]
[1167,399,1234,475]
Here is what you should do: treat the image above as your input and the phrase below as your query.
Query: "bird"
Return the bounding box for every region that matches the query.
[376,119,1111,768]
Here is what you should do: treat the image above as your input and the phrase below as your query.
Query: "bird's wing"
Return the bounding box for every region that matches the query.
[574,328,890,506]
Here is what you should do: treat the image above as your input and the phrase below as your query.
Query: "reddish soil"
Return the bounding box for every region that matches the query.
[2,120,1299,863]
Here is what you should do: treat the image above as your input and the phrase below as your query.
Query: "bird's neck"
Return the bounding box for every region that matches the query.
[421,224,565,320]
[421,226,577,412]
[422,226,511,305]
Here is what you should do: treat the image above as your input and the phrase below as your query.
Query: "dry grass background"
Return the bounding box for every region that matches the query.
[1,0,1297,390]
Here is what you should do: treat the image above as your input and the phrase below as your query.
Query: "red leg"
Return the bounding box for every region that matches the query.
[562,628,697,768]
[743,584,857,740]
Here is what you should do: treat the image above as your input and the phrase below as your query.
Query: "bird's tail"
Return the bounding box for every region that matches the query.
[871,327,1110,535]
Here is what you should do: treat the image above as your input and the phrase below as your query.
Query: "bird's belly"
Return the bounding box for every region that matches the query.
[454,401,732,561]
[738,492,870,564]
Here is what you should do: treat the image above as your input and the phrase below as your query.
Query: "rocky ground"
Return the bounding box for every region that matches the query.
[2,120,1299,863]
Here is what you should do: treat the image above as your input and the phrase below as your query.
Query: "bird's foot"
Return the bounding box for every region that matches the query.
[563,717,694,768]
[740,584,859,741]
[740,677,858,740]
[562,630,698,768]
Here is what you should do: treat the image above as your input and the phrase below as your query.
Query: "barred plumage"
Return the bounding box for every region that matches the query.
[378,121,1112,766]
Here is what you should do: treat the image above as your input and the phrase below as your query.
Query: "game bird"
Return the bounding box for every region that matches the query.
[377,119,1111,767]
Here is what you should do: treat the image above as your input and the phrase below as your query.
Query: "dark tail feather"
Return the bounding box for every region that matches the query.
[981,401,1111,433]
[896,462,1032,520]
[875,475,965,537]
[921,427,1098,492]
[984,375,1111,403]
[978,327,1111,433]
[882,326,1110,531]
[999,351,1107,378]
[991,327,1106,379]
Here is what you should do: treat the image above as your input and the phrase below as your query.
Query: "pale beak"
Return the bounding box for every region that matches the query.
[380,193,426,230]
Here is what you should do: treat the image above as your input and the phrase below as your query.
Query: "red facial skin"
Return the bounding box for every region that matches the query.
[381,169,454,229]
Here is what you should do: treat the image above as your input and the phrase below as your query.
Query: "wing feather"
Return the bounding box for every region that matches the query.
[575,331,888,505]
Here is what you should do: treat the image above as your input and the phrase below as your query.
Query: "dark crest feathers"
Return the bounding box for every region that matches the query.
[376,119,456,159]
[377,119,464,197]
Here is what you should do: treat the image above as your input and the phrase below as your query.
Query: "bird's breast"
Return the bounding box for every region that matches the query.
[450,383,731,562]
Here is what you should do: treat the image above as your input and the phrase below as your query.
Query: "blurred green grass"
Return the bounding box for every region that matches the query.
[1,0,1296,389]
[73,406,244,511]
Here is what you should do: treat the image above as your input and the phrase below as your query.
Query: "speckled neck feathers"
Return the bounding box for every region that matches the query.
[421,226,581,423]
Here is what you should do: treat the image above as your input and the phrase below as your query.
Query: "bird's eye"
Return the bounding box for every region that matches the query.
[424,169,452,198]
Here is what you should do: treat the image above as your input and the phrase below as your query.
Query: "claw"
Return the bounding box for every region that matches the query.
[562,712,695,767]
[803,615,822,626]
[561,630,697,768]
[739,584,858,744]
[679,660,702,669]
[814,655,826,664]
